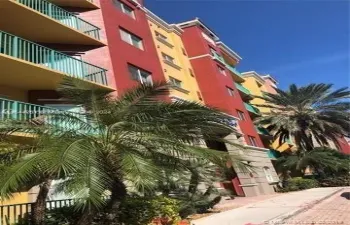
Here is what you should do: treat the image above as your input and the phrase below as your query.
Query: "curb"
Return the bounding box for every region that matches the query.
[266,187,345,224]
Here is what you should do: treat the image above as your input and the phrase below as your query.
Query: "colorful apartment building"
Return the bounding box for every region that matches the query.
[145,9,202,102]
[4,0,347,209]
[176,19,278,197]
[0,0,116,206]
[241,71,350,155]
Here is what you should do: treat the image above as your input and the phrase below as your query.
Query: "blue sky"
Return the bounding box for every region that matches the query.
[145,0,349,90]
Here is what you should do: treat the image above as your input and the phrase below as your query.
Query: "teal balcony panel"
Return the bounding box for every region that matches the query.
[244,102,260,115]
[226,64,242,77]
[256,127,270,136]
[17,0,101,40]
[212,52,243,78]
[267,149,281,159]
[0,98,91,132]
[235,82,251,96]
[0,31,108,86]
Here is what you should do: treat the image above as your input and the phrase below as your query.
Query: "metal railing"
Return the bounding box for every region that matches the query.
[15,0,101,40]
[0,30,108,86]
[244,102,260,115]
[0,199,75,225]
[211,52,242,77]
[0,98,91,132]
[235,82,251,95]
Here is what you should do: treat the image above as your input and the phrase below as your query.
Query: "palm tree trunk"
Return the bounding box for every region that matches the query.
[104,179,127,224]
[31,179,51,225]
[76,209,95,225]
[76,179,127,225]
[188,170,199,195]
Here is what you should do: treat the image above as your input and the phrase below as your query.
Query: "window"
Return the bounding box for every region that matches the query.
[237,110,245,121]
[197,91,203,101]
[189,68,194,77]
[181,48,187,56]
[227,87,234,96]
[120,28,143,50]
[162,53,175,64]
[263,167,274,183]
[248,136,258,147]
[169,77,182,88]
[155,32,167,41]
[113,0,135,19]
[128,64,152,84]
[209,47,217,56]
[217,65,226,75]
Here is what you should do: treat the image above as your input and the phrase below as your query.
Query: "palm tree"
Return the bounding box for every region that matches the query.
[0,130,76,225]
[276,147,350,178]
[0,80,247,225]
[255,83,349,151]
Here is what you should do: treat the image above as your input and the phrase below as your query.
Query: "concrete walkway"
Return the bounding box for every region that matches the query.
[191,187,344,225]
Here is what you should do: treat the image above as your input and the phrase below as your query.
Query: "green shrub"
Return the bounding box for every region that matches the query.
[119,196,181,225]
[178,194,222,218]
[318,175,350,187]
[15,196,181,225]
[278,177,319,192]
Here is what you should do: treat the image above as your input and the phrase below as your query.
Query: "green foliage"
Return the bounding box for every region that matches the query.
[276,147,350,177]
[318,175,350,187]
[254,83,350,151]
[118,196,181,225]
[278,177,319,192]
[0,80,251,224]
[178,193,221,219]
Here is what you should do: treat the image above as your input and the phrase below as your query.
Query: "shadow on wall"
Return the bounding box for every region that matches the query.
[340,192,350,200]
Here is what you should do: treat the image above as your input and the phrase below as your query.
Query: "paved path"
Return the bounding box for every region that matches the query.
[283,188,350,225]
[190,187,344,225]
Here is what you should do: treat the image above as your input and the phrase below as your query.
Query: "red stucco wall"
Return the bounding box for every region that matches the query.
[336,137,350,154]
[79,0,165,95]
[180,25,263,147]
[98,0,164,93]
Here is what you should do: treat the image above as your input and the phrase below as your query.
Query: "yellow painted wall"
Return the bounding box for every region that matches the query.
[242,76,269,113]
[0,193,30,206]
[148,20,202,102]
[0,85,27,102]
[243,74,294,152]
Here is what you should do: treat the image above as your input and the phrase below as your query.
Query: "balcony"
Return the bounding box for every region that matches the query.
[211,52,244,82]
[0,31,113,90]
[256,126,270,136]
[235,82,253,100]
[47,0,99,9]
[244,102,260,116]
[0,98,89,132]
[0,0,104,46]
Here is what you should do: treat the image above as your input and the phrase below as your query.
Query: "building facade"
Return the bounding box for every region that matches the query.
[176,19,278,196]
[9,0,350,209]
[241,71,350,155]
[0,0,115,206]
[146,10,202,102]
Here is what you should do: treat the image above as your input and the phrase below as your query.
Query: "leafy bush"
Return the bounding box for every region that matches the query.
[15,196,181,225]
[318,175,350,187]
[178,194,222,218]
[278,177,319,192]
[118,196,181,225]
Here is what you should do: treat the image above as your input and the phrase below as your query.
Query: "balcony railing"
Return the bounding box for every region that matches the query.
[0,199,75,225]
[0,31,108,86]
[16,0,101,40]
[244,102,260,115]
[0,98,90,132]
[235,82,251,96]
[226,64,242,77]
[211,52,242,77]
[256,126,270,136]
